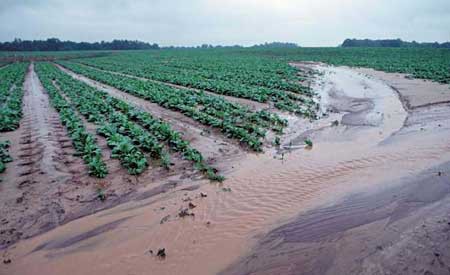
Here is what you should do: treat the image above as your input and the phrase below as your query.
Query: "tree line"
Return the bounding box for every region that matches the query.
[0,38,302,51]
[342,39,450,48]
[163,42,299,50]
[0,38,160,51]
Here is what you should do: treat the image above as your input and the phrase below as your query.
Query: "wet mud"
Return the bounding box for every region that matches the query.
[31,216,133,253]
[222,162,450,275]
[0,64,87,248]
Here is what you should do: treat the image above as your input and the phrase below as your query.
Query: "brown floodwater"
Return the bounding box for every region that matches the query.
[3,64,450,275]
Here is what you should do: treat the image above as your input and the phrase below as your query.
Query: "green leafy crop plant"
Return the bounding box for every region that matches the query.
[71,51,318,115]
[0,63,28,132]
[57,61,279,152]
[0,63,28,173]
[37,62,224,181]
[35,63,109,178]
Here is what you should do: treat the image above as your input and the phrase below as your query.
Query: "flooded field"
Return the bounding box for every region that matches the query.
[2,62,449,275]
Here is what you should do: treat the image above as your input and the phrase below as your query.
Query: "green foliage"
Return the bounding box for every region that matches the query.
[0,63,28,173]
[0,63,28,132]
[88,155,108,178]
[255,47,450,84]
[274,136,281,147]
[35,63,108,178]
[0,141,12,173]
[206,168,225,182]
[36,62,223,180]
[58,61,274,152]
[70,51,317,114]
[304,139,313,147]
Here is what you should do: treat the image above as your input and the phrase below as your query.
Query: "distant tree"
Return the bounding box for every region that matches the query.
[251,42,299,48]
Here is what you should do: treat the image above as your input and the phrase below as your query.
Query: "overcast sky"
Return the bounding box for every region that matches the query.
[0,0,449,46]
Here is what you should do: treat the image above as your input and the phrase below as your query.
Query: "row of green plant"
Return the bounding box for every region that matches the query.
[249,47,450,84]
[155,54,311,93]
[74,56,317,115]
[35,63,109,178]
[58,61,286,151]
[0,63,28,132]
[77,50,313,94]
[63,61,289,132]
[0,141,12,174]
[37,62,223,181]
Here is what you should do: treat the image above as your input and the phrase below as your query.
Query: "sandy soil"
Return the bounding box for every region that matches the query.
[223,161,450,275]
[2,63,450,275]
[354,68,450,109]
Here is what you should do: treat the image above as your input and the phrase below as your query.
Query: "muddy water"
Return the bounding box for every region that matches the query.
[3,65,450,275]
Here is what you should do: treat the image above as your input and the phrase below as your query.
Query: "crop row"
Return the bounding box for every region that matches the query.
[36,63,223,181]
[62,61,290,131]
[78,51,311,94]
[58,61,287,151]
[35,63,109,178]
[37,62,151,176]
[0,63,28,132]
[73,57,317,115]
[160,56,310,92]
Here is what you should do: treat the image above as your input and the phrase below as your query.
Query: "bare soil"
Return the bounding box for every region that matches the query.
[0,64,88,248]
[354,67,450,110]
